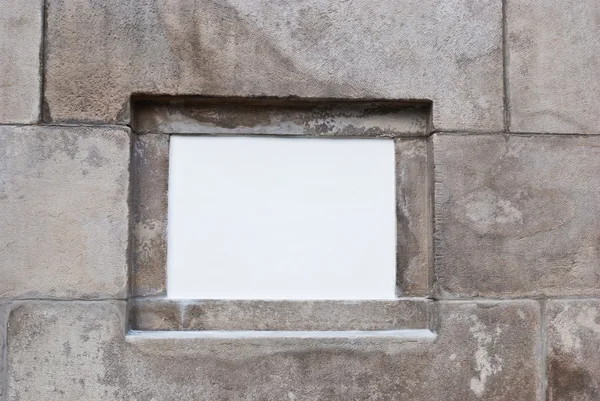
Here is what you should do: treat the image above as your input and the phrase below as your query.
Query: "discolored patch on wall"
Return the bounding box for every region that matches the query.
[547,300,600,400]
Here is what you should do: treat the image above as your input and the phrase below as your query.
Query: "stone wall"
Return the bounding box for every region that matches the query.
[1,0,599,399]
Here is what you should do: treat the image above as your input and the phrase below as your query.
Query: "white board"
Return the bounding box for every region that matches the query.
[167,136,396,300]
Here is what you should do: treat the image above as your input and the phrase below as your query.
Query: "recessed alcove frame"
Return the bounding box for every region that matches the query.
[128,96,435,335]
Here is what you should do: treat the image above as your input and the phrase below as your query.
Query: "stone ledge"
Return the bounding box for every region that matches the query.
[125,329,437,353]
[128,298,432,332]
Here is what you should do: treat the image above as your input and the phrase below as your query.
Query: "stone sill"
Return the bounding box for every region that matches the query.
[128,298,433,332]
[125,328,437,352]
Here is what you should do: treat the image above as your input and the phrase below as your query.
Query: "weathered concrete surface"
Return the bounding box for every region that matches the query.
[131,134,168,296]
[130,299,431,331]
[0,302,9,399]
[7,300,540,400]
[45,0,503,131]
[132,98,430,137]
[434,134,600,298]
[396,139,432,296]
[547,300,600,400]
[507,0,600,134]
[0,126,130,299]
[0,0,42,123]
[129,299,182,331]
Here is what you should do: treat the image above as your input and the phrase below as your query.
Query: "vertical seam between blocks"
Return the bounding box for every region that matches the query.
[38,0,48,123]
[125,132,137,331]
[430,136,446,298]
[426,137,435,297]
[501,0,511,133]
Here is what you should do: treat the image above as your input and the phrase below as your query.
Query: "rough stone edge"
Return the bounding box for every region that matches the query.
[395,138,433,297]
[130,133,169,297]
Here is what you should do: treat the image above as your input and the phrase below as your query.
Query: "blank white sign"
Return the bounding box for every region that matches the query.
[167,136,396,300]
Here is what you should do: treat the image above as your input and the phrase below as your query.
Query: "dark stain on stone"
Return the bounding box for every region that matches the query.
[396,208,412,294]
[129,300,182,331]
[62,341,71,357]
[115,99,131,124]
[100,339,130,397]
[31,131,79,163]
[548,357,600,400]
[41,96,52,123]
[84,145,107,168]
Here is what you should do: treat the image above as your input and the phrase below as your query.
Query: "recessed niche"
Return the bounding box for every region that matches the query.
[167,135,396,300]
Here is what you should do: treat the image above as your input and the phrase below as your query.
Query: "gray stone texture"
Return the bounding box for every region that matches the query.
[0,301,9,399]
[396,139,432,296]
[130,299,431,331]
[0,0,42,123]
[0,126,130,299]
[131,134,169,296]
[7,300,541,400]
[129,299,182,331]
[44,0,503,131]
[547,300,600,401]
[507,0,600,134]
[434,134,600,298]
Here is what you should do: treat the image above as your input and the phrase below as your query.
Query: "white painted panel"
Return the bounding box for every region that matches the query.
[167,136,396,300]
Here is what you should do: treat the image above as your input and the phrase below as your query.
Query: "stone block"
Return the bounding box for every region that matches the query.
[434,134,600,298]
[131,134,168,296]
[396,139,432,296]
[45,0,503,131]
[547,300,600,400]
[0,0,42,123]
[507,0,600,134]
[7,300,540,400]
[0,126,130,299]
[0,301,9,399]
[7,301,128,400]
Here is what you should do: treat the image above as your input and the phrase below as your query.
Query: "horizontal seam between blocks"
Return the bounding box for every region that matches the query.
[1,123,598,137]
[0,122,131,130]
[429,130,600,137]
[6,298,127,302]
